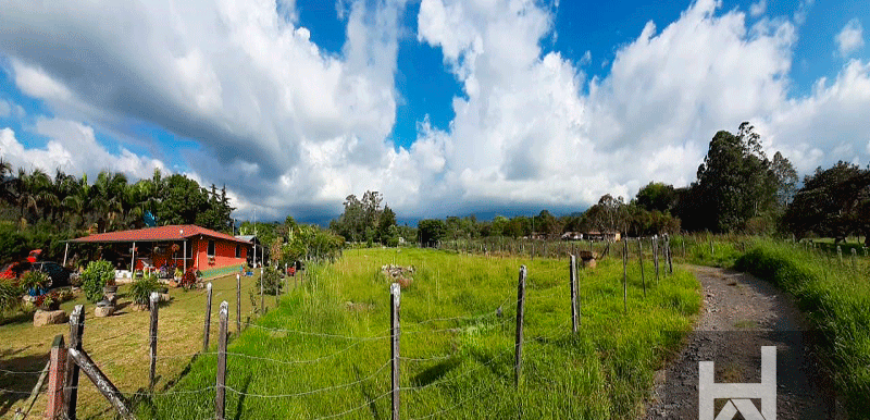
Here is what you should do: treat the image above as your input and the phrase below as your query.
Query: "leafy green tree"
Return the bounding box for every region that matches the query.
[635,182,677,212]
[418,219,446,247]
[782,161,870,245]
[377,205,397,245]
[690,122,780,232]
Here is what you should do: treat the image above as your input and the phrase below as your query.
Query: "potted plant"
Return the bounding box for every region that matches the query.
[130,275,159,310]
[81,260,116,303]
[20,271,50,296]
[36,294,60,311]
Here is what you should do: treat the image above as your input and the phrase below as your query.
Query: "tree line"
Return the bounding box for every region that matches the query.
[0,154,236,262]
[330,122,868,247]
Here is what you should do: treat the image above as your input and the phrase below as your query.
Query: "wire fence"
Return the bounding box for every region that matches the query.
[11,237,841,420]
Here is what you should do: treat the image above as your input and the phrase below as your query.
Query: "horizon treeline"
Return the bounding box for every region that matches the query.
[332,122,869,247]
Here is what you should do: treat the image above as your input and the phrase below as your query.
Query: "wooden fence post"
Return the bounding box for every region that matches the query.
[653,237,660,284]
[44,335,65,420]
[390,283,401,420]
[682,239,686,259]
[622,240,628,312]
[203,282,213,353]
[236,274,241,334]
[637,239,646,298]
[666,236,673,274]
[215,301,228,420]
[515,266,527,386]
[710,237,714,257]
[66,348,135,420]
[63,304,84,420]
[149,291,159,389]
[260,267,264,314]
[851,248,858,271]
[570,255,578,333]
[864,247,868,258]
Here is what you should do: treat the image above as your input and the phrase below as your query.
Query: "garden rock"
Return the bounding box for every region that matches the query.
[95,306,114,317]
[33,309,67,327]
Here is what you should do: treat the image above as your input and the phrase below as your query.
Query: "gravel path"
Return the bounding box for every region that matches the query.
[641,266,843,419]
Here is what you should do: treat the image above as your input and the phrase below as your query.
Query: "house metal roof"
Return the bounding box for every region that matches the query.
[70,225,252,245]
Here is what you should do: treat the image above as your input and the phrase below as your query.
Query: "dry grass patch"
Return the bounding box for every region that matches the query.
[0,272,268,419]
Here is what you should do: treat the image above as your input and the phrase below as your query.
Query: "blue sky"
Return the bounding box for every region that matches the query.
[1,0,869,223]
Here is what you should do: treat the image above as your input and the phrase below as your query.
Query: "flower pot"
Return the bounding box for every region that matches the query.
[103,285,118,295]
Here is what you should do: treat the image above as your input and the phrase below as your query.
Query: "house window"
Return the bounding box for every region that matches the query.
[207,240,215,257]
[235,244,241,258]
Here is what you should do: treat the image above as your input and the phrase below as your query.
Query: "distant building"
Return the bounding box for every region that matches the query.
[69,225,251,279]
[584,231,621,242]
[561,232,583,241]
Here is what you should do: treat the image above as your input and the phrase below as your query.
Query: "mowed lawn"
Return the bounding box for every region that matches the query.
[1,271,267,419]
[144,248,701,420]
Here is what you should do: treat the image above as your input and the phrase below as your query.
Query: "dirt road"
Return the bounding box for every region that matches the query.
[642,266,843,419]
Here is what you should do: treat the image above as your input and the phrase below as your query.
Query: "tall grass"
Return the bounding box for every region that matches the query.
[140,248,700,420]
[735,240,870,418]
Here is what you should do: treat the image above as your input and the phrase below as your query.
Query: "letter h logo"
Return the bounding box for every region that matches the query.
[699,346,776,420]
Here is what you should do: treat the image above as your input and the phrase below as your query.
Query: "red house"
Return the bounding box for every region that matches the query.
[68,225,252,279]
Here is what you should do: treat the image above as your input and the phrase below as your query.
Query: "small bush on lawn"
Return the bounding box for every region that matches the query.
[81,260,115,302]
[130,274,160,307]
[256,266,282,295]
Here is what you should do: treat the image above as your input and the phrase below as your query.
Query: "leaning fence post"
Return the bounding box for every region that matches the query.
[570,255,578,333]
[63,304,84,420]
[390,283,401,420]
[149,291,159,389]
[215,301,228,420]
[203,282,213,353]
[638,239,646,298]
[44,335,65,420]
[851,248,858,271]
[515,265,527,386]
[236,274,241,334]
[666,236,674,274]
[66,348,135,420]
[837,246,843,264]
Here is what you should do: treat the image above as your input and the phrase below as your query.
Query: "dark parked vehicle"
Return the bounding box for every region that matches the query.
[30,261,75,288]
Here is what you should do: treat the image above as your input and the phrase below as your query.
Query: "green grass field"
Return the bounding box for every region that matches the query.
[735,240,870,418]
[140,248,700,420]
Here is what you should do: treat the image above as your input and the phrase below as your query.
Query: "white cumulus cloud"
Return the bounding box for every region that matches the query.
[0,118,166,180]
[836,19,865,57]
[0,0,869,221]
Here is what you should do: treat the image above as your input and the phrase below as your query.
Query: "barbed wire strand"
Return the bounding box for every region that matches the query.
[223,360,390,399]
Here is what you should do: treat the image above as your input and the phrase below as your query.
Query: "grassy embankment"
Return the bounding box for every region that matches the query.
[734,240,870,418]
[142,247,700,420]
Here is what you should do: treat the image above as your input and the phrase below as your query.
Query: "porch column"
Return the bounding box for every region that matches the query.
[253,243,257,268]
[183,240,187,272]
[131,241,136,273]
[63,243,70,267]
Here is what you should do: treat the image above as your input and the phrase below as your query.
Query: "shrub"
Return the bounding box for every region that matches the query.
[20,270,50,295]
[81,260,115,303]
[130,274,160,307]
[0,280,23,314]
[256,266,283,295]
